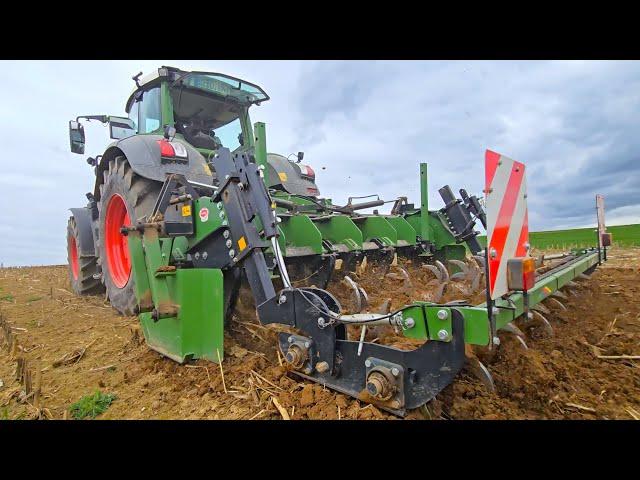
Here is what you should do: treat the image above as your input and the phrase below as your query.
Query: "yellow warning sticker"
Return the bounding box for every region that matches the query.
[182,205,192,216]
[278,172,288,182]
[238,236,247,252]
[542,286,552,295]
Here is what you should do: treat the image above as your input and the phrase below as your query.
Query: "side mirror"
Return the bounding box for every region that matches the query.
[109,117,136,140]
[297,151,304,163]
[69,120,85,154]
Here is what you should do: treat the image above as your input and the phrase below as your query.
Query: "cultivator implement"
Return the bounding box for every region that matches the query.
[65,66,608,416]
[119,139,606,415]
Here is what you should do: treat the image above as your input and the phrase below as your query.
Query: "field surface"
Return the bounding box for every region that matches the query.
[479,223,639,249]
[1,247,639,420]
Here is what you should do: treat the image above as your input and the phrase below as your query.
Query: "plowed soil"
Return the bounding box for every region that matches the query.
[0,247,638,420]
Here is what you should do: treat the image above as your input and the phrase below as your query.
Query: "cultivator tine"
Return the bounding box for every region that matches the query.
[447,259,469,277]
[435,260,450,283]
[577,273,591,281]
[385,267,413,289]
[532,303,551,315]
[433,282,448,303]
[472,254,486,269]
[566,280,581,288]
[501,322,529,349]
[552,290,568,300]
[470,269,482,293]
[423,264,443,282]
[514,335,529,349]
[547,297,567,311]
[464,348,496,393]
[450,271,467,281]
[390,252,398,267]
[343,275,368,313]
[502,321,526,338]
[529,310,554,336]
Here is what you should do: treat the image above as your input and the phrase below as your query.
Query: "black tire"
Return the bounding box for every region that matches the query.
[66,216,104,295]
[96,156,161,315]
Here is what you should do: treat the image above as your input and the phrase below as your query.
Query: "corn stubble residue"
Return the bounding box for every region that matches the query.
[0,248,639,420]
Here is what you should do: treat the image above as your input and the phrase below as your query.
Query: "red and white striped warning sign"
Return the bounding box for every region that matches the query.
[485,149,530,300]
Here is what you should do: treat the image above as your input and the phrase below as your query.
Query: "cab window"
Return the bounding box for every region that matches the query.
[139,87,161,134]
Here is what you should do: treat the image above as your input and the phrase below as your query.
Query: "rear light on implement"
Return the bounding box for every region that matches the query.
[507,257,536,292]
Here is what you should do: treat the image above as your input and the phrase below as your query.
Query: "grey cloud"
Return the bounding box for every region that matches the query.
[0,60,638,266]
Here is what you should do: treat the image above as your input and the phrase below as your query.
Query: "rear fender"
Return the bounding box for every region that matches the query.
[94,135,214,201]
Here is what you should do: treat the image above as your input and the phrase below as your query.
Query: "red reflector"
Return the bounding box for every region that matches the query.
[523,270,535,291]
[157,139,175,157]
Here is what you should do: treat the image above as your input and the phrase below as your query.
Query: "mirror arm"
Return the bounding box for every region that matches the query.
[76,115,109,124]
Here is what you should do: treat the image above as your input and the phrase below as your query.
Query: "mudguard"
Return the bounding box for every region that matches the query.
[266,153,320,196]
[69,207,96,257]
[94,134,214,200]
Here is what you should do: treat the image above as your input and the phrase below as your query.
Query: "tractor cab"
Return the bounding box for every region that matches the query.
[124,67,269,155]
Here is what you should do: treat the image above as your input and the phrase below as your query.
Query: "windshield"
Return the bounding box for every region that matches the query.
[213,118,242,151]
[174,72,269,105]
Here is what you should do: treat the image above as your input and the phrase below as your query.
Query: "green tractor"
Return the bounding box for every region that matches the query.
[66,66,603,415]
[67,66,482,316]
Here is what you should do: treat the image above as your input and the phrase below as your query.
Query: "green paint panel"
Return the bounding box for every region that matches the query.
[312,215,363,251]
[385,216,417,246]
[189,197,225,249]
[352,216,397,246]
[140,268,224,363]
[278,215,323,255]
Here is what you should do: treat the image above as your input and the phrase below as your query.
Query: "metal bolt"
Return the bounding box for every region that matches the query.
[315,361,329,373]
[304,342,311,348]
[202,251,208,260]
[228,249,235,258]
[524,242,531,251]
[317,317,325,327]
[489,248,497,259]
[437,309,449,320]
[437,329,449,341]
[223,230,230,239]
[194,252,200,260]
[279,295,287,304]
[232,257,238,263]
[226,239,232,248]
[391,367,400,377]
[217,202,223,210]
[219,211,225,219]
[276,216,282,224]
[288,336,294,343]
[404,317,415,328]
[493,336,501,346]
[365,359,372,368]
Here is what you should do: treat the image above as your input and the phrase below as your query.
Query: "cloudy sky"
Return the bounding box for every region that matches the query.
[0,60,638,266]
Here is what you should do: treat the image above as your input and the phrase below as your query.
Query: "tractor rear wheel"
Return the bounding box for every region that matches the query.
[66,216,103,295]
[97,156,161,315]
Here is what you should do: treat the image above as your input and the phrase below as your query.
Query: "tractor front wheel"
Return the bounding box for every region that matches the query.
[97,156,160,315]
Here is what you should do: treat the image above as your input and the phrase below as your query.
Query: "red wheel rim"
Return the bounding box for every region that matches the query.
[68,235,79,280]
[105,193,131,288]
